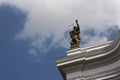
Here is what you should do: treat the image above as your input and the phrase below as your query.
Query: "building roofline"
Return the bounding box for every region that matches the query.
[56,30,120,67]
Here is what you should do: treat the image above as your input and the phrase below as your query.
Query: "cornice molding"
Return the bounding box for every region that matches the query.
[56,30,120,67]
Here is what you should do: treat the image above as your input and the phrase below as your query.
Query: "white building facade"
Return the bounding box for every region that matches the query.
[56,31,120,80]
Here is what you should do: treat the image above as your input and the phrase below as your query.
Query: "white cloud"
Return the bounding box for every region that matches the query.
[0,0,120,56]
[82,34,107,47]
[29,38,49,53]
[29,48,38,57]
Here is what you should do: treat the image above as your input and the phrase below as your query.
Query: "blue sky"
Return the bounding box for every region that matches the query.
[0,4,65,80]
[0,1,120,80]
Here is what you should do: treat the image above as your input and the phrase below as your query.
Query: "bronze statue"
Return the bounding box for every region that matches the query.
[70,20,80,49]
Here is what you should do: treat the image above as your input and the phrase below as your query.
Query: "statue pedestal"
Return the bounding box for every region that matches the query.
[56,31,120,80]
[70,44,80,50]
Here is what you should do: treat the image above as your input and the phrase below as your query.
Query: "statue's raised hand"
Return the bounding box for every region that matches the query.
[76,19,78,23]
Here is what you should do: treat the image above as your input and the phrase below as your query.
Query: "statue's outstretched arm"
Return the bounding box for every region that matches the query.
[75,20,80,31]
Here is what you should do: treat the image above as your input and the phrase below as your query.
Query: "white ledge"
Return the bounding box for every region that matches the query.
[56,30,120,67]
[67,41,113,56]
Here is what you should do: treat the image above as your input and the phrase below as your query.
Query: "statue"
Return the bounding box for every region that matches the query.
[70,20,81,49]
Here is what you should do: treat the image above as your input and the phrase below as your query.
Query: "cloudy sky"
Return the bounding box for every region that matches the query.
[0,0,120,80]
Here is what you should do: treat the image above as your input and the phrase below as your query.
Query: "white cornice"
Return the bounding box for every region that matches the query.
[67,41,113,56]
[56,30,120,67]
